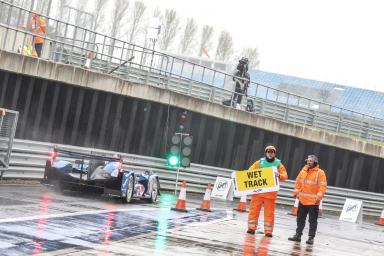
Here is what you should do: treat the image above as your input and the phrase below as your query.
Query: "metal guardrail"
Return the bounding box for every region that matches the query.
[0,108,18,178]
[3,139,384,217]
[1,0,384,143]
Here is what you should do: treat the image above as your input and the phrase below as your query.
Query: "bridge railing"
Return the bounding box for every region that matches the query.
[1,0,384,143]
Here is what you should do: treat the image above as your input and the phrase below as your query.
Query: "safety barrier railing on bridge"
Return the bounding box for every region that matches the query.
[1,0,384,144]
[3,139,384,218]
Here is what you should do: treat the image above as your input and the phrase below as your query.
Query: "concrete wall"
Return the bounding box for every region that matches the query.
[1,50,383,159]
[1,50,384,192]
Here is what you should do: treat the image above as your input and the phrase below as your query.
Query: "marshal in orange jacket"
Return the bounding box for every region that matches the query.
[293,165,327,205]
[29,14,46,45]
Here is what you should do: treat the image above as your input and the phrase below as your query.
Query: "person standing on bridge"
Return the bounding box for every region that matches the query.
[247,145,288,237]
[29,11,46,58]
[288,154,327,245]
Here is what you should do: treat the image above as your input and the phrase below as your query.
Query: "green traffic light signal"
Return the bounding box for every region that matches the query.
[167,155,180,167]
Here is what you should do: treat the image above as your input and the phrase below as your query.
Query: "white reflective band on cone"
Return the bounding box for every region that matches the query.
[203,189,211,200]
[179,188,186,200]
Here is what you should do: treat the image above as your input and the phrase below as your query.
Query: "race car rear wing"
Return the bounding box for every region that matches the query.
[49,147,122,163]
[47,147,123,173]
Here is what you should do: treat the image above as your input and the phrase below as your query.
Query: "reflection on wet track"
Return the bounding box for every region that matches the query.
[0,193,228,255]
[0,185,383,255]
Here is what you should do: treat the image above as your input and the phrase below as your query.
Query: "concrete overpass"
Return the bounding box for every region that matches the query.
[0,50,383,193]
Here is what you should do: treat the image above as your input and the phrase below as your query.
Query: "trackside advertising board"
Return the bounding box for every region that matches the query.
[339,198,363,224]
[211,177,234,200]
[232,167,279,196]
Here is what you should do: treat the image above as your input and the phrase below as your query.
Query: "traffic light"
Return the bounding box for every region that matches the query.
[167,154,180,167]
[167,133,181,167]
[180,135,192,168]
[166,110,193,168]
[167,133,193,168]
[177,110,188,132]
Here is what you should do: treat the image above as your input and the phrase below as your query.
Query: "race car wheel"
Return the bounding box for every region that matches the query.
[147,179,159,203]
[122,174,134,204]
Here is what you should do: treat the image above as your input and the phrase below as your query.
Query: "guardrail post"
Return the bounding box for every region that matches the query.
[260,100,265,116]
[210,87,216,102]
[188,64,195,95]
[336,112,342,133]
[145,69,150,85]
[309,109,315,126]
[284,108,289,122]
[365,122,371,140]
[211,71,216,86]
[165,73,170,89]
[188,80,193,95]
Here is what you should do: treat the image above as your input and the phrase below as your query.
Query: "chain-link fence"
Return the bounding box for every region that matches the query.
[0,108,18,178]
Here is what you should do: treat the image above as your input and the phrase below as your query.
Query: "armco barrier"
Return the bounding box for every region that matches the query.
[3,139,384,217]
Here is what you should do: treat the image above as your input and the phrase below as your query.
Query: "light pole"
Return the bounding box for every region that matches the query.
[148,18,161,68]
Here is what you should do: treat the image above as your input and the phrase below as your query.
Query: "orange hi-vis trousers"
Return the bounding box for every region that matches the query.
[248,194,276,234]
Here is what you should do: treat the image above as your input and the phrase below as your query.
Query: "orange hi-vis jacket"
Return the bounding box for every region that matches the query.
[249,158,288,200]
[29,15,46,44]
[293,165,327,205]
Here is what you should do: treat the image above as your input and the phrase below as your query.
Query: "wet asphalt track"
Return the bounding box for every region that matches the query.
[0,184,383,255]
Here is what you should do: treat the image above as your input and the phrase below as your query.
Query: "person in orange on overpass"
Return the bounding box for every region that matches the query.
[247,145,288,237]
[288,154,327,245]
[29,11,46,57]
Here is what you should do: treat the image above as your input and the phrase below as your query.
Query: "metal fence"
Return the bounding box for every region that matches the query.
[4,139,384,217]
[1,0,384,143]
[0,108,18,178]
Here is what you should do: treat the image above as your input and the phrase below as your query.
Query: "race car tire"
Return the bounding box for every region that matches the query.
[122,174,134,204]
[147,178,160,203]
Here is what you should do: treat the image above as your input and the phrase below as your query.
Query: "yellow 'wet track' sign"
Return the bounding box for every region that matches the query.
[232,167,279,195]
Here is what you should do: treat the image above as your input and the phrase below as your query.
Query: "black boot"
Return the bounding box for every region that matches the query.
[306,236,314,245]
[265,233,273,237]
[288,234,301,242]
[246,229,255,235]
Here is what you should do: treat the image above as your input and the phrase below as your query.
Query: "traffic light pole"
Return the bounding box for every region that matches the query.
[174,167,180,194]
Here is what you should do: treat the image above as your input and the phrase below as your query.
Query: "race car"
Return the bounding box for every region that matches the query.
[41,148,160,203]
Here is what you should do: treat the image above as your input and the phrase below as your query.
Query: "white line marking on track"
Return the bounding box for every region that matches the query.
[0,207,232,223]
[0,207,161,223]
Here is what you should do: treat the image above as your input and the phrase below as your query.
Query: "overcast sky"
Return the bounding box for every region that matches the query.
[142,0,384,92]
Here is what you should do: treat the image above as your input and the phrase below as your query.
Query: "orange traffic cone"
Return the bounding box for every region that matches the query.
[171,180,188,212]
[197,183,213,212]
[288,197,299,216]
[234,194,248,212]
[375,209,384,226]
